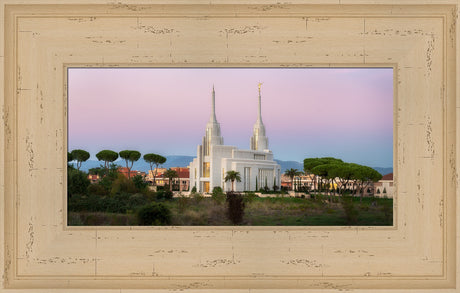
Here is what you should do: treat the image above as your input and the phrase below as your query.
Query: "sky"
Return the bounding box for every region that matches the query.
[68,68,393,167]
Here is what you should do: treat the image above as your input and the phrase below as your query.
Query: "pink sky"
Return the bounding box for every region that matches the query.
[68,68,393,167]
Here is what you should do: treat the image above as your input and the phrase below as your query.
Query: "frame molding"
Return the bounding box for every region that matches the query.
[1,1,458,292]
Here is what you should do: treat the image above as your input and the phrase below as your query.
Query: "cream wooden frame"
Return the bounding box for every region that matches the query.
[0,1,459,292]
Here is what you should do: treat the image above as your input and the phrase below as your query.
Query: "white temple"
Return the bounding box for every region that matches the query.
[188,84,281,193]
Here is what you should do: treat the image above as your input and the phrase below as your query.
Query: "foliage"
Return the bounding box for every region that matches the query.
[224,170,242,192]
[96,150,119,172]
[67,152,75,169]
[87,183,109,196]
[70,149,90,170]
[211,186,225,204]
[341,196,358,225]
[226,192,245,225]
[110,173,137,195]
[143,153,167,185]
[163,169,178,191]
[68,169,90,197]
[68,192,151,214]
[132,175,147,190]
[284,168,302,191]
[243,192,259,203]
[156,190,173,201]
[88,166,105,176]
[137,203,172,225]
[119,150,141,179]
[191,186,197,193]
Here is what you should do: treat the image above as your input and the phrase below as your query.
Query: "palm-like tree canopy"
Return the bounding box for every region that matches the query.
[284,168,302,190]
[224,170,241,192]
[164,169,178,191]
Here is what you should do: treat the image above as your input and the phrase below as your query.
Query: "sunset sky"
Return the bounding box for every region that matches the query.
[68,68,393,167]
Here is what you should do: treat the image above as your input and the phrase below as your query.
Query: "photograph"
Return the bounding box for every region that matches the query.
[67,67,393,226]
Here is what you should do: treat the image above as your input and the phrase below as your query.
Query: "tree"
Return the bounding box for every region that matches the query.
[67,152,73,169]
[284,168,302,191]
[224,170,241,192]
[119,150,141,179]
[350,164,382,201]
[96,150,119,174]
[163,169,178,191]
[304,157,343,193]
[143,153,167,185]
[327,162,357,195]
[67,169,90,197]
[70,149,90,170]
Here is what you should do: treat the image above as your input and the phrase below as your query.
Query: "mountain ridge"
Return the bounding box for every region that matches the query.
[77,156,392,175]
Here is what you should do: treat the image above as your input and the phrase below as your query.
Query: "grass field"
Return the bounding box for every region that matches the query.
[68,193,393,226]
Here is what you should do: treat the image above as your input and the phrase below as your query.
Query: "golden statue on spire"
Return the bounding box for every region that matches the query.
[258,82,263,93]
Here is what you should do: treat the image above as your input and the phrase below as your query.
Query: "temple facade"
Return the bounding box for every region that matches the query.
[188,85,281,193]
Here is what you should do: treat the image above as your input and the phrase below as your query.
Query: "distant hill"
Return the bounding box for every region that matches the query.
[372,167,393,176]
[77,156,392,176]
[274,159,303,174]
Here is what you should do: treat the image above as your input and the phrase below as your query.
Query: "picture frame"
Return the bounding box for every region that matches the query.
[0,1,458,292]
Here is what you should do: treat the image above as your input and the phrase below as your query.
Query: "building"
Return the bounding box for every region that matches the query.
[117,167,146,179]
[188,85,281,193]
[146,167,190,191]
[373,173,394,198]
[87,174,100,184]
[281,173,317,191]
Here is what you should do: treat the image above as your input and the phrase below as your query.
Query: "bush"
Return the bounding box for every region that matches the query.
[88,183,109,196]
[137,203,171,225]
[191,186,197,193]
[132,175,147,190]
[68,169,90,197]
[381,200,393,225]
[191,192,204,204]
[243,192,258,203]
[226,192,245,225]
[212,186,225,204]
[110,174,136,195]
[156,190,173,201]
[341,196,358,225]
[128,193,149,209]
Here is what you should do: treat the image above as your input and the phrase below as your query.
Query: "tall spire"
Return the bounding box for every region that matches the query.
[203,85,224,156]
[210,85,217,123]
[257,82,263,123]
[251,83,269,151]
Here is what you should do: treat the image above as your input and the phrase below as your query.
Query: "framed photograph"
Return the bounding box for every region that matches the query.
[1,1,458,292]
[67,67,394,227]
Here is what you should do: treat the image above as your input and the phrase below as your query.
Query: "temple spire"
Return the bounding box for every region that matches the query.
[203,85,223,156]
[251,83,269,151]
[257,82,263,123]
[210,84,217,123]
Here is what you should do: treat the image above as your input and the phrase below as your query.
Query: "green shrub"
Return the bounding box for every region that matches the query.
[341,196,358,225]
[212,186,225,204]
[68,169,90,197]
[88,183,109,196]
[381,200,393,225]
[132,175,147,190]
[191,186,197,193]
[111,174,136,195]
[191,192,204,204]
[243,192,258,203]
[212,186,223,195]
[137,203,171,225]
[68,194,104,212]
[156,190,173,201]
[226,192,245,225]
[128,193,149,209]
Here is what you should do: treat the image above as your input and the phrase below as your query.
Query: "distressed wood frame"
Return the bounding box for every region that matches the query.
[0,1,459,292]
